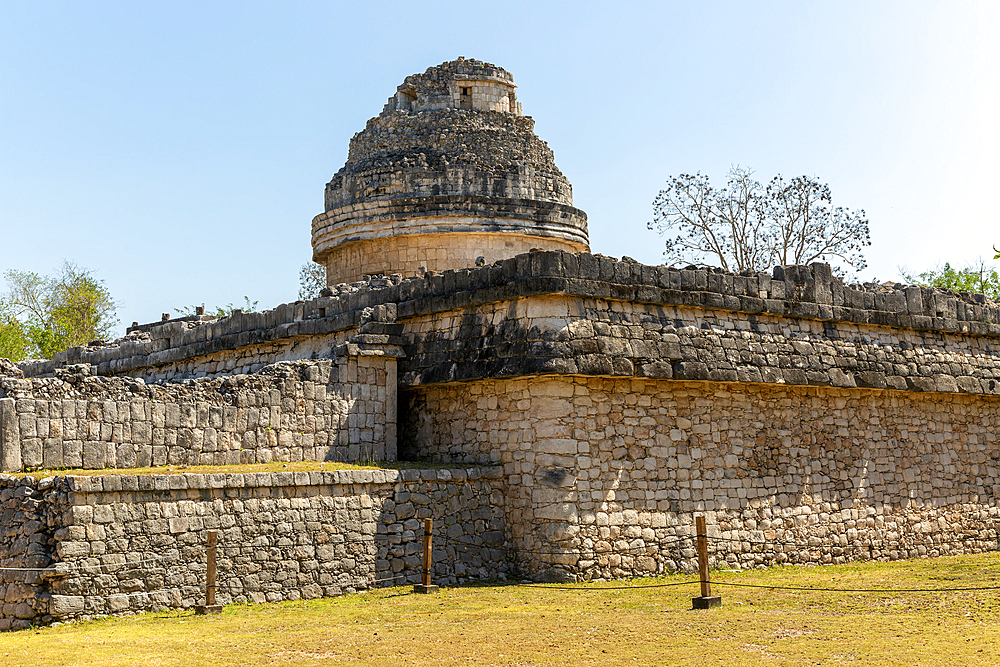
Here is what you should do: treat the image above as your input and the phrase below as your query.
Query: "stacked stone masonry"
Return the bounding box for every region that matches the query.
[401,376,1000,581]
[18,252,1000,390]
[322,232,584,289]
[0,475,56,630]
[0,468,507,626]
[4,250,1000,619]
[385,57,521,115]
[2,357,398,473]
[11,53,1000,629]
[313,58,589,284]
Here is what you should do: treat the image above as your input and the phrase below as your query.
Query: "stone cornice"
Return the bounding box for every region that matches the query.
[16,252,1000,393]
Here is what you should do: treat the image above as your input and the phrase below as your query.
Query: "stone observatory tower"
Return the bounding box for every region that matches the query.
[311,57,590,285]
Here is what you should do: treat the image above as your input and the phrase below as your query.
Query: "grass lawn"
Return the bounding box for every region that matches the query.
[3,552,999,666]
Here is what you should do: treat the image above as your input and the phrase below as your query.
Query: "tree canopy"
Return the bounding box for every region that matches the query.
[649,167,870,275]
[1,261,118,361]
[901,260,1000,302]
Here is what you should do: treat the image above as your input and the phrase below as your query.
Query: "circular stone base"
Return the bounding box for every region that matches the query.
[320,230,587,285]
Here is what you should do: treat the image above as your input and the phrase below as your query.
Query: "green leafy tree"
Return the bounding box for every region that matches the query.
[901,260,1000,301]
[649,167,870,274]
[2,261,118,360]
[0,305,30,362]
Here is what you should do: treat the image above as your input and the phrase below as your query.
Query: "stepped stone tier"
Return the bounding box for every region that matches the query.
[4,56,1000,628]
[4,253,1000,624]
[311,57,590,285]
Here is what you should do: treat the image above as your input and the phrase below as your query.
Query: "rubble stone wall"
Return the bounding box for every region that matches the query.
[8,250,1000,587]
[396,255,1000,395]
[1,358,397,473]
[0,475,64,630]
[0,467,507,627]
[20,252,1000,392]
[402,376,1000,581]
[18,295,402,382]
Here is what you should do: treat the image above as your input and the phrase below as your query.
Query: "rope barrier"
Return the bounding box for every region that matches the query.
[27,516,1000,611]
[710,580,1000,593]
[518,579,701,591]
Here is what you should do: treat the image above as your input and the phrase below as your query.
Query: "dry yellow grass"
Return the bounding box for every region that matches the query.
[3,553,999,666]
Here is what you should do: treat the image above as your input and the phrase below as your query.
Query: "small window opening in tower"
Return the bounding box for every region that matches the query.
[460,86,472,110]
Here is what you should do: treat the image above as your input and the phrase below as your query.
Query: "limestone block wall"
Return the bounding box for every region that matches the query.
[0,467,507,627]
[401,376,1000,581]
[395,254,1000,394]
[25,251,1000,394]
[384,58,520,114]
[324,164,574,209]
[1,358,397,472]
[312,194,589,286]
[18,292,403,383]
[449,79,519,113]
[323,231,585,287]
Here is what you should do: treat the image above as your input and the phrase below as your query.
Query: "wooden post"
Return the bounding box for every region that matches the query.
[413,518,439,594]
[697,515,711,598]
[195,530,223,614]
[691,515,722,609]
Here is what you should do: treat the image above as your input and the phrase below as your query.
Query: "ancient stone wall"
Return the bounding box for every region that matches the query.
[45,468,507,622]
[326,112,571,208]
[402,376,1000,581]
[386,57,521,115]
[395,253,1000,394]
[322,231,584,288]
[18,293,403,382]
[1,358,397,473]
[8,249,1000,589]
[28,251,1000,394]
[0,475,63,630]
[0,467,506,626]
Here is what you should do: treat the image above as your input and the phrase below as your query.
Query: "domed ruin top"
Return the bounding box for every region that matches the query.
[311,57,590,284]
[383,57,521,115]
[322,57,574,210]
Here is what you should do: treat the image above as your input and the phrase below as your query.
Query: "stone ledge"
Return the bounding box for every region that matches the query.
[56,466,502,494]
[16,251,1000,381]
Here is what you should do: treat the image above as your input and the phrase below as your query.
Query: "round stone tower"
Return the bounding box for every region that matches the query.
[311,57,590,285]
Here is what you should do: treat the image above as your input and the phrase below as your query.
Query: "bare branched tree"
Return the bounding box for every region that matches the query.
[299,262,327,300]
[765,175,870,272]
[649,167,870,274]
[648,167,772,272]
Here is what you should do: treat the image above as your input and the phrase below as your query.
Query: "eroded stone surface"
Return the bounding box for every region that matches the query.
[3,468,506,625]
[402,376,1000,580]
[2,358,397,472]
[312,58,589,283]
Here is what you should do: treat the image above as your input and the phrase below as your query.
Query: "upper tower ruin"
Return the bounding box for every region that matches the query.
[311,57,590,285]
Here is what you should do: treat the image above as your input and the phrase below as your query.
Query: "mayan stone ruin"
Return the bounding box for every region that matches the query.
[1,57,999,629]
[312,57,589,285]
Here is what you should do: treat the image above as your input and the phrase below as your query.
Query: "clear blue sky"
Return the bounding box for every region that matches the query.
[2,1,998,334]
